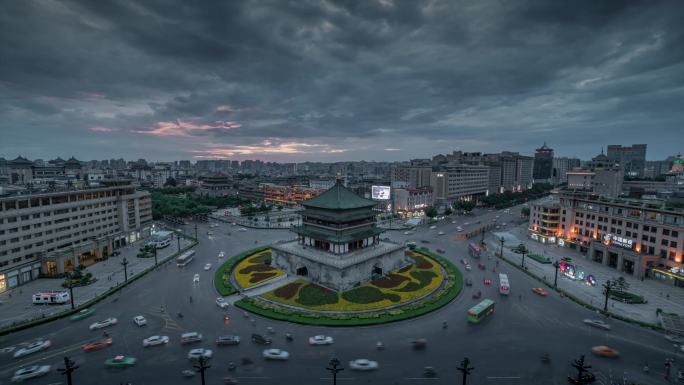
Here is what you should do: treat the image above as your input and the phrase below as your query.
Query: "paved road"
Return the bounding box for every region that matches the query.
[0,215,677,385]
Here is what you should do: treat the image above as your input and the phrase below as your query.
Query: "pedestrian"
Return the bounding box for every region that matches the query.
[667,294,670,300]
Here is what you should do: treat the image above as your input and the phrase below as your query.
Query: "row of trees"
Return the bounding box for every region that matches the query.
[477,183,553,209]
[149,188,250,220]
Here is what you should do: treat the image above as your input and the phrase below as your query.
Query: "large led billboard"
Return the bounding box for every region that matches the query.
[371,185,391,200]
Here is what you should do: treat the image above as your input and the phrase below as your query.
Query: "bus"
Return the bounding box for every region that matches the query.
[176,250,196,267]
[468,242,481,258]
[498,273,510,295]
[32,291,71,305]
[467,299,495,323]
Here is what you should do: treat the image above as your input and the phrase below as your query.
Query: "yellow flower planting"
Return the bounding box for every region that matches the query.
[233,249,285,289]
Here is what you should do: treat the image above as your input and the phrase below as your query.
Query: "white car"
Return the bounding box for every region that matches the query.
[451,220,457,224]
[187,348,213,360]
[583,319,611,330]
[133,315,147,327]
[403,231,411,235]
[262,349,290,360]
[13,340,51,358]
[89,318,118,331]
[438,231,445,235]
[218,251,225,259]
[216,298,229,309]
[429,225,437,229]
[349,358,379,371]
[204,263,212,271]
[308,335,334,345]
[143,335,169,347]
[238,228,247,232]
[11,365,50,382]
[193,274,200,284]
[456,226,464,232]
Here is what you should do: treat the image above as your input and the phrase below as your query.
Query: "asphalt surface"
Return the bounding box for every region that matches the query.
[0,208,677,385]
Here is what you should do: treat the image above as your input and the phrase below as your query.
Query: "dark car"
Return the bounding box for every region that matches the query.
[216,335,241,346]
[251,334,272,345]
[465,278,473,287]
[420,240,430,244]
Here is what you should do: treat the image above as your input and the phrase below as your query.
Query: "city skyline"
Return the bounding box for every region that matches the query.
[2,1,684,162]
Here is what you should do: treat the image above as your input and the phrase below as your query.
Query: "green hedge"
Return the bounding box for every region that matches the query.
[214,246,270,296]
[527,253,551,264]
[341,286,401,304]
[234,250,463,326]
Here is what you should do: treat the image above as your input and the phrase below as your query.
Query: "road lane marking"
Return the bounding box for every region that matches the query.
[237,376,272,379]
[318,378,356,381]
[405,378,441,380]
[487,376,521,380]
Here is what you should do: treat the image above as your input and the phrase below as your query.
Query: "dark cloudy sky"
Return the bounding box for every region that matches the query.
[1,1,683,162]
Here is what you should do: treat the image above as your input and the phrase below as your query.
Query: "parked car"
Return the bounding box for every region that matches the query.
[187,348,213,360]
[308,335,334,345]
[143,335,169,347]
[349,359,379,371]
[583,319,611,330]
[591,345,620,358]
[531,288,548,297]
[89,318,118,331]
[262,349,289,360]
[133,315,147,327]
[216,297,229,309]
[180,332,203,344]
[216,335,241,346]
[105,355,136,368]
[11,365,51,382]
[251,334,272,345]
[70,308,95,321]
[13,340,51,358]
[83,338,113,352]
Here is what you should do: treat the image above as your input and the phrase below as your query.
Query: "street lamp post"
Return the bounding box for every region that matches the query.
[193,355,210,385]
[326,357,344,385]
[499,236,505,258]
[568,355,592,385]
[153,245,158,266]
[603,279,612,312]
[121,257,129,284]
[57,356,78,385]
[65,272,75,310]
[520,244,528,269]
[177,233,181,252]
[194,224,198,240]
[553,260,560,288]
[456,357,474,385]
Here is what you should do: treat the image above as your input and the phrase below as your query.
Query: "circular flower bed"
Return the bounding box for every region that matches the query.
[235,250,463,326]
[233,249,285,289]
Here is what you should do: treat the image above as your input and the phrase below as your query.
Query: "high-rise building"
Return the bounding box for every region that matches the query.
[607,144,647,178]
[533,142,554,182]
[552,157,581,185]
[430,164,489,204]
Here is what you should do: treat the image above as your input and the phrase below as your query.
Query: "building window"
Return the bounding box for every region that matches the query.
[671,241,678,248]
[663,229,670,236]
[662,239,669,246]
[672,230,679,237]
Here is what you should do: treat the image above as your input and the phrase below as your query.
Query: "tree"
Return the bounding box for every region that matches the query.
[444,207,453,216]
[164,177,177,187]
[521,207,530,217]
[424,206,438,218]
[612,277,630,293]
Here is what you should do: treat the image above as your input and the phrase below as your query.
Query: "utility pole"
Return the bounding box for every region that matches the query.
[603,279,612,312]
[193,355,210,385]
[57,356,78,385]
[194,224,198,240]
[553,257,570,288]
[326,357,344,385]
[153,245,158,266]
[499,236,505,258]
[480,228,485,246]
[121,257,129,284]
[568,355,592,384]
[520,244,528,269]
[177,233,181,252]
[456,357,474,385]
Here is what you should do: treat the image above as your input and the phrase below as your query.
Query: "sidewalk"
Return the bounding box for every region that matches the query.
[0,235,193,330]
[487,224,684,327]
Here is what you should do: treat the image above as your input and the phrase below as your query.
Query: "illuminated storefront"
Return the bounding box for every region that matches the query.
[652,267,684,288]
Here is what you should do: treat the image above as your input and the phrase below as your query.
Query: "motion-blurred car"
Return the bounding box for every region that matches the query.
[13,340,51,358]
[193,274,200,284]
[591,345,620,358]
[83,338,112,352]
[438,231,445,235]
[89,318,117,331]
[204,263,212,270]
[180,332,203,344]
[187,348,213,360]
[423,366,437,378]
[583,319,611,330]
[456,226,464,232]
[216,335,241,346]
[429,225,437,229]
[251,334,272,345]
[262,349,289,360]
[143,335,169,347]
[436,248,446,254]
[11,365,51,382]
[216,297,229,309]
[308,335,334,345]
[70,308,94,321]
[461,259,469,265]
[133,315,147,326]
[105,355,136,368]
[420,240,430,244]
[238,228,247,232]
[531,288,548,297]
[349,359,378,371]
[412,339,427,350]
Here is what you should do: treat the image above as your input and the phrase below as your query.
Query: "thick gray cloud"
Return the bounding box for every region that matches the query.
[1,0,683,162]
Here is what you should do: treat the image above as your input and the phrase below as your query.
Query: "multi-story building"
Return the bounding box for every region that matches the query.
[529,190,684,283]
[566,151,623,197]
[533,142,554,183]
[393,187,433,214]
[552,157,581,185]
[607,144,647,178]
[430,164,489,204]
[197,174,233,197]
[0,180,152,292]
[261,184,323,207]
